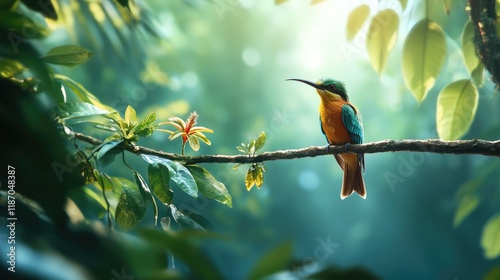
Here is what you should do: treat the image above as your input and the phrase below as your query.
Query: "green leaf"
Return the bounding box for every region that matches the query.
[140,229,223,279]
[21,0,57,20]
[245,165,256,191]
[346,5,370,41]
[481,214,500,259]
[247,241,293,280]
[93,171,115,191]
[53,74,119,116]
[141,155,198,197]
[57,102,116,120]
[453,194,479,227]
[402,19,447,102]
[255,131,267,151]
[186,165,232,208]
[443,0,452,15]
[124,105,137,124]
[0,59,25,78]
[133,171,158,226]
[115,183,146,231]
[366,9,399,75]
[484,266,500,280]
[169,204,205,230]
[43,45,94,67]
[275,0,288,4]
[0,11,50,39]
[131,112,157,137]
[436,79,478,140]
[245,164,264,191]
[95,140,122,161]
[461,21,484,86]
[148,164,174,205]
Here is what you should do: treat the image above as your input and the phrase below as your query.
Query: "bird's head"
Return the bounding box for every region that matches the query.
[287,78,349,101]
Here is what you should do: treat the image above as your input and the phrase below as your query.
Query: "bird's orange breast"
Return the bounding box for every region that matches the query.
[319,99,351,145]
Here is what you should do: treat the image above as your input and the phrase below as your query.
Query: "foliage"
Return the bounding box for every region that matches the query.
[1,0,500,279]
[235,132,267,190]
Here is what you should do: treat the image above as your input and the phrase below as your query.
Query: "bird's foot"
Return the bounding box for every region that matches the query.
[326,144,331,153]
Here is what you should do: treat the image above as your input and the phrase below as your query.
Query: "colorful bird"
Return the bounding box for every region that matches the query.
[287,78,366,199]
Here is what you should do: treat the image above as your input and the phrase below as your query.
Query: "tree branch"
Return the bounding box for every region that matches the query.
[73,132,500,164]
[469,0,500,88]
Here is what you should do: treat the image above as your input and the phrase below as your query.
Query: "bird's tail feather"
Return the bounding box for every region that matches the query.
[341,163,366,199]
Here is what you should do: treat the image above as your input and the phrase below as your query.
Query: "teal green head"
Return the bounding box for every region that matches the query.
[287,78,349,101]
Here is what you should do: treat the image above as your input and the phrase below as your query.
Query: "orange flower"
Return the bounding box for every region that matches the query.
[158,112,213,155]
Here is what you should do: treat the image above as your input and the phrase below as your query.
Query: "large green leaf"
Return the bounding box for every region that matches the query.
[21,0,57,20]
[346,5,370,41]
[366,9,399,75]
[133,171,158,226]
[148,164,174,205]
[484,266,500,280]
[453,194,479,227]
[186,165,232,207]
[461,21,484,86]
[169,204,205,230]
[57,102,116,120]
[247,241,293,280]
[402,19,447,102]
[436,79,478,140]
[53,74,119,116]
[481,214,500,259]
[0,11,50,39]
[115,184,146,231]
[43,45,94,67]
[141,155,198,197]
[95,140,122,161]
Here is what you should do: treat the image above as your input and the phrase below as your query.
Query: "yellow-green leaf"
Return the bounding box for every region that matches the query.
[311,0,325,4]
[255,131,267,151]
[254,165,264,188]
[346,4,370,41]
[436,79,478,140]
[245,166,256,191]
[0,59,24,78]
[43,44,94,67]
[125,105,137,124]
[275,0,287,4]
[366,9,399,75]
[188,135,200,151]
[481,214,500,259]
[402,19,447,102]
[461,20,484,86]
[453,194,479,227]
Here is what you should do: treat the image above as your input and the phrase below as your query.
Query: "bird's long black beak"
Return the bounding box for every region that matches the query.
[286,78,321,89]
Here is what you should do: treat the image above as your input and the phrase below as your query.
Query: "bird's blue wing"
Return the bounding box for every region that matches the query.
[319,115,328,142]
[342,104,365,170]
[341,104,363,145]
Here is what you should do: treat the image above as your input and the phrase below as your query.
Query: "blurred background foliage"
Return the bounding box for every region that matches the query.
[1,0,500,279]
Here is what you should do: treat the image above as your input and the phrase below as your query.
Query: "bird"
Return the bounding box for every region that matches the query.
[287,78,366,199]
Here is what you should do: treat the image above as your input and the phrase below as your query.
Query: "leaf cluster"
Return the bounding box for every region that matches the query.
[235,132,267,190]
